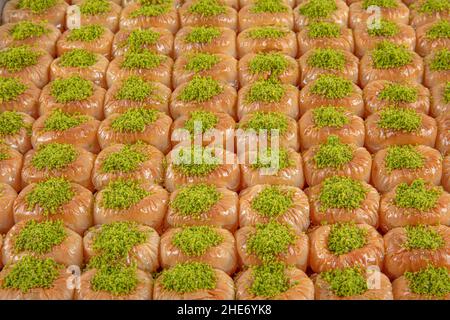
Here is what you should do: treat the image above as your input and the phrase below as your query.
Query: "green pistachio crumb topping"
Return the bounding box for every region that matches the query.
[0,46,41,72]
[0,77,27,103]
[10,21,50,40]
[404,225,444,250]
[321,267,368,297]
[418,0,450,14]
[319,176,368,211]
[50,76,93,103]
[111,108,159,133]
[170,183,222,217]
[245,80,285,104]
[101,144,148,173]
[426,20,450,39]
[2,256,61,293]
[184,110,219,135]
[121,51,166,70]
[299,0,337,19]
[312,106,349,128]
[378,83,418,103]
[172,146,220,177]
[91,264,138,296]
[248,52,288,80]
[185,26,221,43]
[0,149,10,161]
[394,179,442,211]
[378,107,421,132]
[371,41,413,69]
[179,76,223,102]
[405,266,450,298]
[80,0,110,15]
[444,82,450,103]
[249,262,292,298]
[59,49,97,68]
[251,186,293,217]
[67,25,104,42]
[430,48,450,71]
[116,76,154,101]
[160,262,216,293]
[188,0,226,16]
[17,0,57,13]
[367,19,399,37]
[126,29,160,52]
[14,220,66,254]
[0,111,25,136]
[185,53,220,72]
[310,74,353,99]
[251,147,292,171]
[362,0,397,9]
[130,3,171,18]
[313,135,353,169]
[250,0,288,13]
[247,221,296,263]
[247,26,287,39]
[308,22,341,38]
[138,0,172,4]
[101,179,149,210]
[307,48,345,71]
[385,145,425,172]
[43,109,88,132]
[26,178,75,215]
[31,143,78,170]
[172,226,223,256]
[327,223,367,255]
[242,111,288,134]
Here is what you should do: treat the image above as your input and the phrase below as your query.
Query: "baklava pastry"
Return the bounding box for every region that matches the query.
[430,81,449,118]
[104,76,171,117]
[302,136,372,186]
[294,0,349,30]
[119,2,179,34]
[314,267,393,300]
[237,26,298,58]
[173,53,238,88]
[299,106,365,150]
[409,0,450,28]
[298,74,364,117]
[0,183,17,234]
[92,143,165,190]
[237,80,299,120]
[423,48,450,88]
[436,112,450,155]
[236,263,315,300]
[174,26,236,58]
[384,225,450,278]
[443,155,450,192]
[112,28,174,58]
[93,180,168,232]
[83,221,160,272]
[371,145,443,193]
[39,76,106,120]
[73,0,122,33]
[238,0,294,31]
[153,262,235,300]
[359,41,424,87]
[379,179,450,232]
[241,0,295,6]
[297,22,354,56]
[309,223,384,273]
[238,52,298,87]
[0,77,40,118]
[363,80,430,116]
[164,145,240,192]
[160,226,237,275]
[306,176,380,228]
[0,256,73,300]
[13,178,94,235]
[0,46,52,89]
[0,21,61,57]
[2,220,83,267]
[349,0,409,30]
[239,184,310,232]
[169,76,237,119]
[353,20,415,58]
[56,25,114,59]
[50,49,109,89]
[365,107,437,153]
[31,110,101,153]
[299,48,359,87]
[179,0,238,30]
[416,20,450,57]
[21,143,96,190]
[0,111,34,154]
[2,0,68,30]
[165,184,238,231]
[0,145,23,192]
